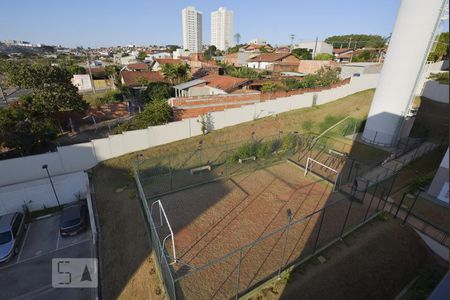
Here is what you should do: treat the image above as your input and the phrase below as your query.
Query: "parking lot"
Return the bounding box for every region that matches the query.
[0,213,96,300]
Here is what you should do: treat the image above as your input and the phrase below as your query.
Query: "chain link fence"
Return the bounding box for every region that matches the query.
[134,130,442,299]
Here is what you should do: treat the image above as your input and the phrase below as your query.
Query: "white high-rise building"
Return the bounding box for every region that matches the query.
[211,7,234,51]
[182,6,203,53]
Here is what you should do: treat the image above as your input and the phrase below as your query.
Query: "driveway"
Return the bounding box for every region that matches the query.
[0,214,96,300]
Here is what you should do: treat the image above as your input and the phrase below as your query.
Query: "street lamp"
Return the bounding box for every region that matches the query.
[42,164,61,209]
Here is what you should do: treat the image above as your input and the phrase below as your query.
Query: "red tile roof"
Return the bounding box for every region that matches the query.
[155,58,183,65]
[121,71,165,86]
[332,48,353,55]
[248,53,293,62]
[127,63,149,71]
[202,74,249,92]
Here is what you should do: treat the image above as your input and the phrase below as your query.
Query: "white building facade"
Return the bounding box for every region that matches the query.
[211,7,234,51]
[295,41,333,57]
[182,6,203,53]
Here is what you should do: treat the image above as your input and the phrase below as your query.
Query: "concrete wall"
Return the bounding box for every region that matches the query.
[0,74,379,214]
[428,149,449,204]
[0,171,88,215]
[421,80,449,103]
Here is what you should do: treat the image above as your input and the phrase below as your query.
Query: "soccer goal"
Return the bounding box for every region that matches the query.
[150,199,177,264]
[304,157,341,192]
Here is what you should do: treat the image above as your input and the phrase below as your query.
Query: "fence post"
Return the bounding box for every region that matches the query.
[383,173,398,211]
[402,191,420,225]
[313,208,326,252]
[347,159,355,181]
[278,209,292,278]
[376,188,385,211]
[394,192,407,219]
[363,183,379,222]
[235,249,243,300]
[169,154,173,191]
[340,199,354,237]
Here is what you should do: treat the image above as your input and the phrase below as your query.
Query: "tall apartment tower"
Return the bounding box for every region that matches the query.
[182,6,203,53]
[211,7,234,51]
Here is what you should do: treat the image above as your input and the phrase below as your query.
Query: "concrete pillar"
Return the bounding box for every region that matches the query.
[362,0,446,146]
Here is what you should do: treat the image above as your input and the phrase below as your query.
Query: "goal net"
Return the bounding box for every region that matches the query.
[304,157,341,192]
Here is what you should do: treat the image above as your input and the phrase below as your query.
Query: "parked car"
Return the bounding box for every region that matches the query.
[59,203,89,237]
[0,212,27,263]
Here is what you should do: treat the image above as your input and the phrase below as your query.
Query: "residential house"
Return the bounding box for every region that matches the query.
[333,48,354,62]
[297,60,340,74]
[223,51,256,66]
[173,74,250,97]
[72,74,93,92]
[243,43,273,53]
[339,62,383,78]
[124,63,149,71]
[247,53,300,71]
[120,71,165,88]
[152,58,184,71]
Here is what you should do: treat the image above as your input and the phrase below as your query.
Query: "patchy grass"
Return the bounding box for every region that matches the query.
[93,89,378,299]
[245,218,447,300]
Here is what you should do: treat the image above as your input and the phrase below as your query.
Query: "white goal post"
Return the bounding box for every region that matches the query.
[151,199,177,264]
[304,157,340,192]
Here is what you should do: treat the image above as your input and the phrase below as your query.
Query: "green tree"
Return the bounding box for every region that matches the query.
[140,82,173,102]
[4,62,88,115]
[291,48,312,60]
[65,64,86,75]
[132,100,173,128]
[105,64,122,87]
[314,53,334,60]
[261,81,283,92]
[0,106,57,154]
[160,63,189,84]
[428,32,449,62]
[137,51,147,61]
[324,34,386,49]
[204,45,217,60]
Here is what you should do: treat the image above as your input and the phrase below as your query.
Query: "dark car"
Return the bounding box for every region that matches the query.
[0,212,27,263]
[59,204,89,237]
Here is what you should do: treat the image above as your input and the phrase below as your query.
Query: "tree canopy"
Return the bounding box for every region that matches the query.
[291,48,312,60]
[160,63,189,84]
[314,53,334,60]
[325,34,386,49]
[428,32,449,62]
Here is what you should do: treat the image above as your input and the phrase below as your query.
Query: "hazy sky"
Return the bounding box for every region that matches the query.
[1,0,402,47]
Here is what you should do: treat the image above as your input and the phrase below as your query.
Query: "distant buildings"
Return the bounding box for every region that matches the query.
[211,7,234,51]
[182,6,203,53]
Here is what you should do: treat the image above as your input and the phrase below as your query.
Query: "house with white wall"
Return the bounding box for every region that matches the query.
[296,41,333,57]
[71,74,92,92]
[247,53,299,70]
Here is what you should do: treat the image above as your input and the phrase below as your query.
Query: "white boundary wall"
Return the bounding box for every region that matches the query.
[0,171,88,215]
[0,74,379,214]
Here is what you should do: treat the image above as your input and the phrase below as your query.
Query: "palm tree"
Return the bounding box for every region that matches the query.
[161,63,189,85]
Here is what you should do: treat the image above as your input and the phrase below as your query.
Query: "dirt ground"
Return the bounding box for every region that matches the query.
[250,218,447,300]
[92,89,379,299]
[93,166,166,300]
[151,162,368,299]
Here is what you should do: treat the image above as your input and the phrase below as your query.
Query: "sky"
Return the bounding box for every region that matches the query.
[0,0,402,48]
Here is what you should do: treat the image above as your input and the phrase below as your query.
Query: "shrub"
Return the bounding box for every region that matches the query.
[261,81,284,93]
[302,120,314,132]
[281,133,298,151]
[318,115,344,133]
[256,141,274,158]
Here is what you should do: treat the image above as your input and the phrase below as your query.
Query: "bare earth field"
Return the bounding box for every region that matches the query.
[149,161,374,299]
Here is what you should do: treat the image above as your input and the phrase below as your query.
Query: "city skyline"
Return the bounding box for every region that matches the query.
[0,0,402,48]
[182,6,203,52]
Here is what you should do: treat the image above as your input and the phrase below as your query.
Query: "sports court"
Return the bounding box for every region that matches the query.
[148,159,352,299]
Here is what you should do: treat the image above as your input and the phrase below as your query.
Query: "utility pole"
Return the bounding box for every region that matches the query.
[289,34,295,51]
[313,37,318,59]
[348,37,352,48]
[86,52,96,94]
